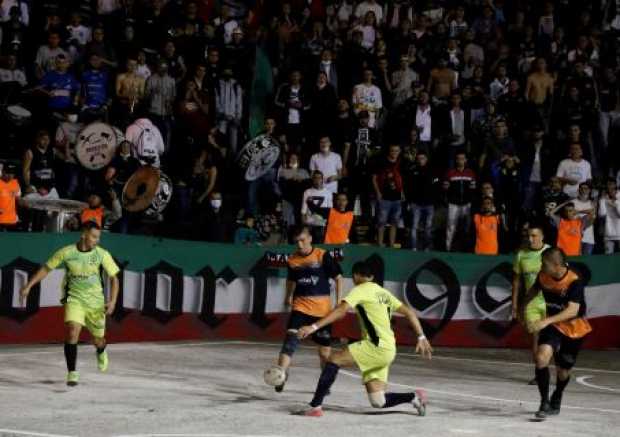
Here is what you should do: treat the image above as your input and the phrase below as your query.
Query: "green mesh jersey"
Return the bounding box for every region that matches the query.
[344,282,403,350]
[45,244,120,309]
[513,244,551,291]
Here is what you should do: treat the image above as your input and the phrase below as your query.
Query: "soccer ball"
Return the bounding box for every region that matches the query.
[263,365,286,386]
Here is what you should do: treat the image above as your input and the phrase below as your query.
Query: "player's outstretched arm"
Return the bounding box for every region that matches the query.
[297,301,351,339]
[396,304,433,360]
[19,266,51,306]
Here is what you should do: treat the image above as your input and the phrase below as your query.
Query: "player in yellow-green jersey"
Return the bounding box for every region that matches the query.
[512,225,550,385]
[20,222,120,386]
[296,261,433,417]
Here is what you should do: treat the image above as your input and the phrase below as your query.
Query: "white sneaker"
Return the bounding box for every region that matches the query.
[412,389,427,416]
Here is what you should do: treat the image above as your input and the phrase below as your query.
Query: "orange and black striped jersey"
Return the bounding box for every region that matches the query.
[287,248,342,317]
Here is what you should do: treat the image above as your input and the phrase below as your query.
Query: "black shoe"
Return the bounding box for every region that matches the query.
[275,371,289,393]
[535,401,551,419]
[548,392,562,415]
[528,377,537,385]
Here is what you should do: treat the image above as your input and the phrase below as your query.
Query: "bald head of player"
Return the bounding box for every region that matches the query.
[80,221,102,251]
[291,225,313,256]
[541,247,568,279]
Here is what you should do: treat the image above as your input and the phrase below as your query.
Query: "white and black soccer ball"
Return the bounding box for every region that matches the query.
[263,365,286,387]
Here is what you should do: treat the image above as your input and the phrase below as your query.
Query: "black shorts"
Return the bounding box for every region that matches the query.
[287,310,332,347]
[538,326,585,370]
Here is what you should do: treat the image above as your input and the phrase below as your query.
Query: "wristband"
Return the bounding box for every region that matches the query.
[417,334,426,341]
[311,323,319,332]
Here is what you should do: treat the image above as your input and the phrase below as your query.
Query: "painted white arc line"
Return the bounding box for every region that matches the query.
[0,429,75,437]
[576,375,620,393]
[337,369,620,414]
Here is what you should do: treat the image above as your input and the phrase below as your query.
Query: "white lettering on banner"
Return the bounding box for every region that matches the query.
[5,270,620,319]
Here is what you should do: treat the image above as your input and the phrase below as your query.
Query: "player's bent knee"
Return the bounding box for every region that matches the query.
[368,391,386,408]
[280,333,300,356]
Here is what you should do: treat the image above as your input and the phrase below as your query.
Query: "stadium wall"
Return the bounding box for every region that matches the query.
[1,233,618,349]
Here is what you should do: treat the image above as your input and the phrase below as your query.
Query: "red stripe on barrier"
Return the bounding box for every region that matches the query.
[1,309,619,349]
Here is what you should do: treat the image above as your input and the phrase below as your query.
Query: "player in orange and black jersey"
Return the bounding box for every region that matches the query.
[523,247,592,420]
[273,225,343,393]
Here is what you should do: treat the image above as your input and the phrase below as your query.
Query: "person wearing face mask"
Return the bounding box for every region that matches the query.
[308,72,338,147]
[198,191,231,242]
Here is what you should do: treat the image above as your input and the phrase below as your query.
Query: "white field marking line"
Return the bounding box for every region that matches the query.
[0,429,75,437]
[183,340,620,376]
[4,340,620,376]
[398,352,620,375]
[337,369,620,414]
[114,434,282,437]
[576,375,620,393]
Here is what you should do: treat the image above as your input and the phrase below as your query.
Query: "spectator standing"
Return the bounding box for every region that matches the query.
[444,152,477,252]
[309,136,342,195]
[373,144,404,247]
[598,179,620,254]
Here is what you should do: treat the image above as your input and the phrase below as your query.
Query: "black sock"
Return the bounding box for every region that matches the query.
[96,345,106,355]
[383,392,415,408]
[64,343,77,372]
[535,367,550,403]
[310,362,339,408]
[554,375,570,398]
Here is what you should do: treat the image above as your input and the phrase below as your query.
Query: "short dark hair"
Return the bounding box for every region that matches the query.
[290,225,309,239]
[352,261,374,278]
[81,221,101,232]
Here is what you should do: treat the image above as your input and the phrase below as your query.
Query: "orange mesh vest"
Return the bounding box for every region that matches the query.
[324,209,353,244]
[474,214,499,255]
[80,207,104,227]
[557,218,582,256]
[538,270,592,339]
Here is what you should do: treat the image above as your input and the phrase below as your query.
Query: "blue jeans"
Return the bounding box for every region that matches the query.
[581,242,594,255]
[246,168,278,215]
[377,199,402,226]
[411,204,434,250]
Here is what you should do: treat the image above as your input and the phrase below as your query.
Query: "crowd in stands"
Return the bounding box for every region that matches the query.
[1,0,620,255]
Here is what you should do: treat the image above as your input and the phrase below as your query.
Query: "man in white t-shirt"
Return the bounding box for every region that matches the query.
[599,179,620,254]
[301,171,333,241]
[352,69,383,129]
[309,137,343,194]
[556,143,591,198]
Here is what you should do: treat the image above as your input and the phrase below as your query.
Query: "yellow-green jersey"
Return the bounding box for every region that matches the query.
[513,244,551,291]
[45,244,120,309]
[344,282,403,351]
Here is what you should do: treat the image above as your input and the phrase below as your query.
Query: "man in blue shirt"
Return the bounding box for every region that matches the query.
[39,54,80,112]
[81,54,109,111]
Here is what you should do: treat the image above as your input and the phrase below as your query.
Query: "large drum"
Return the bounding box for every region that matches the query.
[4,105,32,127]
[122,166,172,218]
[237,134,280,181]
[21,198,87,233]
[76,122,119,170]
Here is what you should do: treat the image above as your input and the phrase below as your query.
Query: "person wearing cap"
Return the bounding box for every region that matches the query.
[0,163,21,230]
